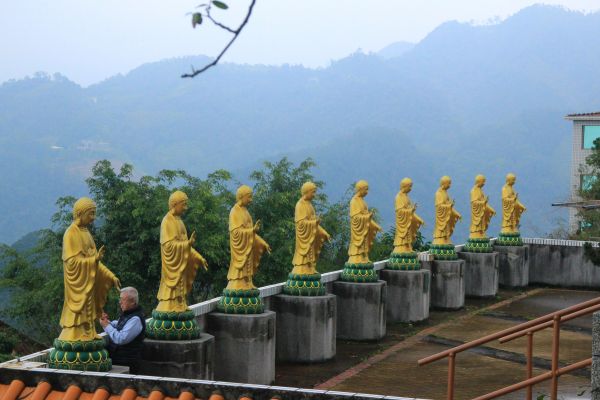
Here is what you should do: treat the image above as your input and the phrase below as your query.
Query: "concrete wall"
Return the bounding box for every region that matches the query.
[526,239,600,288]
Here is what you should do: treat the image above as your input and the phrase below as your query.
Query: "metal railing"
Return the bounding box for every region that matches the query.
[417,296,600,400]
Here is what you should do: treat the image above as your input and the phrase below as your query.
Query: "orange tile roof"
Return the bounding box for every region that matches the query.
[0,368,383,400]
[565,111,600,119]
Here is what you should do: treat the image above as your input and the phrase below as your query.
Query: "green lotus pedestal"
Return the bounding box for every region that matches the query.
[429,244,458,260]
[496,232,524,246]
[464,237,493,253]
[217,288,264,314]
[386,252,421,270]
[48,338,111,371]
[146,309,200,340]
[340,262,378,282]
[283,273,326,296]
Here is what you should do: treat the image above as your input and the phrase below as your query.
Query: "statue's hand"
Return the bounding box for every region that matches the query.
[113,277,121,291]
[316,217,321,225]
[202,257,209,271]
[265,243,272,254]
[189,231,196,246]
[254,220,261,232]
[95,246,105,263]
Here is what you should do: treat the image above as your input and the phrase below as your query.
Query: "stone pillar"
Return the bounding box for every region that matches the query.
[332,280,386,341]
[272,294,336,362]
[494,245,529,288]
[206,311,276,385]
[457,252,499,297]
[425,259,465,310]
[138,333,214,379]
[379,269,430,323]
[593,312,600,400]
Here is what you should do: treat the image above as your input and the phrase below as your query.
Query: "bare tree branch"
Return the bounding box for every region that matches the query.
[182,0,257,78]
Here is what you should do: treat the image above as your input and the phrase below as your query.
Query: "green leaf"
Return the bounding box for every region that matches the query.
[212,1,228,9]
[192,13,203,28]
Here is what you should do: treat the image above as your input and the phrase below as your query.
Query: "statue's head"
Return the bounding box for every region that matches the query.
[355,180,369,197]
[73,197,97,227]
[301,181,317,201]
[236,185,253,206]
[506,173,516,185]
[400,178,413,193]
[169,191,189,216]
[440,176,452,189]
[475,174,486,187]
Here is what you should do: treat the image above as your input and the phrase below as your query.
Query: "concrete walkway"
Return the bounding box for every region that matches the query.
[275,288,597,399]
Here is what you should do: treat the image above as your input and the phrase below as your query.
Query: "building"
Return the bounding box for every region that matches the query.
[565,111,600,230]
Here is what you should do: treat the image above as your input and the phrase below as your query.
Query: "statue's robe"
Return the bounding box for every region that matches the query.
[393,192,423,253]
[501,185,526,233]
[348,195,381,264]
[470,186,495,238]
[433,188,460,244]
[59,223,116,341]
[156,212,205,312]
[227,204,269,289]
[292,198,329,275]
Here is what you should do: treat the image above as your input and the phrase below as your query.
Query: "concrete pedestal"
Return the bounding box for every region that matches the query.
[427,260,465,310]
[379,269,430,323]
[494,245,529,288]
[458,252,499,297]
[332,280,386,341]
[138,334,214,379]
[206,311,276,385]
[272,294,336,362]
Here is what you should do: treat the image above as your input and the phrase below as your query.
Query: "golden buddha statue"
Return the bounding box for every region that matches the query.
[226,185,271,290]
[156,191,208,313]
[292,182,331,275]
[58,197,120,342]
[393,178,424,254]
[433,176,461,245]
[348,180,382,264]
[501,173,526,234]
[470,175,496,239]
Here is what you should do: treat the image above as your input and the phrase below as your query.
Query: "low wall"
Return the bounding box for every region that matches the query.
[524,238,600,288]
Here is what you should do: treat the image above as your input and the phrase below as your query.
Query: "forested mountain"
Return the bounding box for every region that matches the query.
[2,5,599,245]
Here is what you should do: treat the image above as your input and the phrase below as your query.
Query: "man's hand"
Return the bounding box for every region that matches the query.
[189,231,196,246]
[95,246,105,263]
[99,315,110,329]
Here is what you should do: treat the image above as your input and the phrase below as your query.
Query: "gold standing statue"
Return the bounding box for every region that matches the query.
[342,180,382,282]
[465,175,496,252]
[48,197,120,371]
[387,178,424,270]
[498,173,526,246]
[431,176,461,260]
[284,182,331,295]
[218,185,271,313]
[147,190,207,340]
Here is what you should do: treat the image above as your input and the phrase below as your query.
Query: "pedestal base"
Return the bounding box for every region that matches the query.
[458,252,499,297]
[206,311,276,384]
[494,245,529,288]
[428,260,465,310]
[332,280,386,341]
[380,269,430,322]
[273,294,336,362]
[48,339,111,372]
[138,334,214,379]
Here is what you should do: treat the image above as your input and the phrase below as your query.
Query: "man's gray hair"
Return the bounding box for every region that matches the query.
[121,287,139,305]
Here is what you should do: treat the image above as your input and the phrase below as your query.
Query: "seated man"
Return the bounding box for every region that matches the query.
[100,286,145,372]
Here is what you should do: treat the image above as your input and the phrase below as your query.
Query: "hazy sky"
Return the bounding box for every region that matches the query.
[1,1,599,86]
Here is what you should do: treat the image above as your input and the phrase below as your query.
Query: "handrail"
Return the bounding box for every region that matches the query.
[418,296,600,400]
